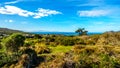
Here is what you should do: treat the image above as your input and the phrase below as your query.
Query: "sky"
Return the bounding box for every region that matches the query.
[0,0,120,32]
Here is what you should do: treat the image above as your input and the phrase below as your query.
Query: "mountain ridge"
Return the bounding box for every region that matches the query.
[0,28,24,34]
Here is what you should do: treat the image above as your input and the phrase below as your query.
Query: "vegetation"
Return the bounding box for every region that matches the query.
[2,33,25,52]
[0,28,120,68]
[75,28,88,36]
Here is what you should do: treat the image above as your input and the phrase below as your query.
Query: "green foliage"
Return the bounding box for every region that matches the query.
[75,28,88,36]
[72,45,120,68]
[49,46,72,54]
[74,38,86,45]
[25,39,37,46]
[0,31,120,68]
[34,34,42,39]
[53,36,76,46]
[61,37,75,46]
[0,52,22,67]
[3,33,25,52]
[24,42,31,47]
[34,43,51,54]
[0,43,2,49]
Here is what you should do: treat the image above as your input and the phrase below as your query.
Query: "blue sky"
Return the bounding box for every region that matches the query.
[0,0,120,32]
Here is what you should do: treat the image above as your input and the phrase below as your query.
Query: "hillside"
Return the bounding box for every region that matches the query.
[0,28,25,34]
[0,31,120,68]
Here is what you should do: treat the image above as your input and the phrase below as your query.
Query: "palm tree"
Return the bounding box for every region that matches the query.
[75,28,88,36]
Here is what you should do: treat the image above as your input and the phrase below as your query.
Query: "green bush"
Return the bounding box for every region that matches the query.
[24,42,31,47]
[61,38,75,46]
[0,52,21,67]
[0,43,2,49]
[34,34,42,39]
[3,33,25,52]
[34,44,51,54]
[74,38,86,45]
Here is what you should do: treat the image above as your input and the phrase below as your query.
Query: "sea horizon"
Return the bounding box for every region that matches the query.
[31,31,103,36]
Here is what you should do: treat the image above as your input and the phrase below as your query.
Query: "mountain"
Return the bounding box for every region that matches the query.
[0,28,24,34]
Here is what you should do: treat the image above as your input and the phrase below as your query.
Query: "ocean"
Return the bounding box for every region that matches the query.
[31,32,102,36]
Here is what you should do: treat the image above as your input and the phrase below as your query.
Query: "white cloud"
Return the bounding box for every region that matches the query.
[0,5,62,18]
[78,10,110,17]
[5,0,22,4]
[33,8,62,19]
[0,5,34,17]
[5,20,14,23]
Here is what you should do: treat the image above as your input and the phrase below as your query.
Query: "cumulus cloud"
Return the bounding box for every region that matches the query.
[0,5,34,17]
[33,8,62,19]
[0,5,62,18]
[78,10,110,17]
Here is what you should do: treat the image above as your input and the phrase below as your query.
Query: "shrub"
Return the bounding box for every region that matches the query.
[0,43,2,49]
[3,33,25,52]
[60,37,75,46]
[74,38,86,45]
[24,42,31,47]
[34,34,42,39]
[0,52,21,67]
[72,45,97,54]
[38,54,65,68]
[34,44,51,54]
[96,32,120,45]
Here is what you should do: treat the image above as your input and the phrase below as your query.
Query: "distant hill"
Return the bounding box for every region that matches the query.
[0,28,25,34]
